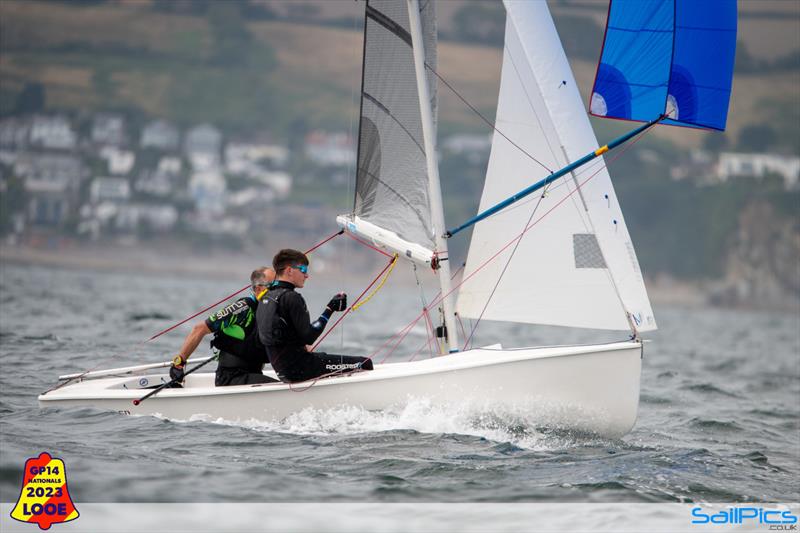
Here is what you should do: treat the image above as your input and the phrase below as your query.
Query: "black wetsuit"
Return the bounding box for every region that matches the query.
[256,280,373,383]
[206,295,278,386]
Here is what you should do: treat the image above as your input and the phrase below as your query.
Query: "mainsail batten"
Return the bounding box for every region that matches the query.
[456,0,657,333]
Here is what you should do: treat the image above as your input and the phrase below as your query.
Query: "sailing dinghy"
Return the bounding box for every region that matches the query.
[39,0,736,438]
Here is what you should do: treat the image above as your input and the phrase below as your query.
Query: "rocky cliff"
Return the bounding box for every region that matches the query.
[710,199,800,310]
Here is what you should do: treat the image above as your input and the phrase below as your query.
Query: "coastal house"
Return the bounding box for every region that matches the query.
[189,170,226,214]
[225,140,290,173]
[670,150,715,182]
[185,124,222,170]
[184,212,249,239]
[90,177,131,203]
[248,170,292,199]
[0,117,30,149]
[304,130,355,167]
[114,204,179,233]
[135,170,174,198]
[99,146,136,175]
[80,201,178,238]
[157,156,182,176]
[17,154,85,226]
[134,156,183,198]
[28,115,77,150]
[227,187,276,208]
[140,119,180,151]
[91,113,126,146]
[717,152,800,190]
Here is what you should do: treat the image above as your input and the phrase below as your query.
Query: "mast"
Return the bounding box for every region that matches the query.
[406,0,459,353]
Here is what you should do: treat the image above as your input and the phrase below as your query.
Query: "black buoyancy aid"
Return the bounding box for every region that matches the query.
[258,284,294,347]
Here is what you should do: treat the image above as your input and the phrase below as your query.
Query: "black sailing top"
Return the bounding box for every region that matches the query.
[256,280,333,378]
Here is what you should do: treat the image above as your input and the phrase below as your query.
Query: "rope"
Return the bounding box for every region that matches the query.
[48,230,347,392]
[305,229,344,255]
[370,263,461,365]
[368,311,425,365]
[149,229,344,345]
[344,231,393,258]
[352,254,398,311]
[288,255,399,392]
[422,307,436,358]
[456,313,468,350]
[311,254,397,351]
[145,285,249,342]
[462,185,549,350]
[461,119,656,346]
[369,122,658,361]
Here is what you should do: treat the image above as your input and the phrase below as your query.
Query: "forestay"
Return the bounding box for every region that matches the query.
[456,0,657,333]
[353,0,438,249]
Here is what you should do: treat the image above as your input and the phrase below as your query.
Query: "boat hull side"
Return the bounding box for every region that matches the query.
[39,342,642,437]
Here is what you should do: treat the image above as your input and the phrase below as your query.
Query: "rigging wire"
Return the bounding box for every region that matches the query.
[340,4,366,350]
[461,182,550,350]
[311,254,397,350]
[372,121,659,359]
[425,62,553,175]
[410,262,435,355]
[47,230,346,393]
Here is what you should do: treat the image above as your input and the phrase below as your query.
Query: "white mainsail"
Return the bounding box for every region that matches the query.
[456,1,657,333]
[352,0,438,249]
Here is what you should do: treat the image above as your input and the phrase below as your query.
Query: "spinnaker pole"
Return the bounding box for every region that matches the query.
[407,0,459,353]
[446,114,666,238]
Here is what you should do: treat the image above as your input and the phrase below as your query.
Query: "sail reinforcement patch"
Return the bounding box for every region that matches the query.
[573,233,607,269]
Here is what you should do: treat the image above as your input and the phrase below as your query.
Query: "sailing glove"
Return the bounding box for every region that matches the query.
[327,293,348,312]
[169,359,185,386]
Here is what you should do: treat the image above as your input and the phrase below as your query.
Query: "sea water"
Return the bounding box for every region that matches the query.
[0,263,797,506]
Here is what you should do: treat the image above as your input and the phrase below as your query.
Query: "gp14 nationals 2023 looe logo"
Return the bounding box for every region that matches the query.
[10,452,79,530]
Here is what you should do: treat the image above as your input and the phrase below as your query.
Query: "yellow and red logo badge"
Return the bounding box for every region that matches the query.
[10,452,79,530]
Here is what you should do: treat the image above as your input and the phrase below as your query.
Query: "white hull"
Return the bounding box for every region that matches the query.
[39,341,643,438]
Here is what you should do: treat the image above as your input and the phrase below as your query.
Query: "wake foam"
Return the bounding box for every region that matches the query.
[184,397,615,451]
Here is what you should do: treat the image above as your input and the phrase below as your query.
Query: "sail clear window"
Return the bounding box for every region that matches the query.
[573,233,607,269]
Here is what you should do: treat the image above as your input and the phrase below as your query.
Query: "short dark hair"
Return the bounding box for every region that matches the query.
[273,249,308,274]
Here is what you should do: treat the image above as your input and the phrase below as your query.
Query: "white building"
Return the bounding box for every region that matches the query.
[717,152,800,190]
[28,115,77,150]
[18,154,85,226]
[91,114,126,146]
[0,117,30,149]
[248,170,292,198]
[157,156,182,175]
[99,146,136,175]
[90,177,131,203]
[140,119,180,151]
[189,170,226,214]
[225,141,289,173]
[185,124,222,170]
[115,204,179,232]
[305,130,355,167]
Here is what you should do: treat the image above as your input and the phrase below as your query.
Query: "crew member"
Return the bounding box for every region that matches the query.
[170,267,279,387]
[256,249,373,383]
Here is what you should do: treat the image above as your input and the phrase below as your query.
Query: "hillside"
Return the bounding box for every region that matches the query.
[2,0,799,148]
